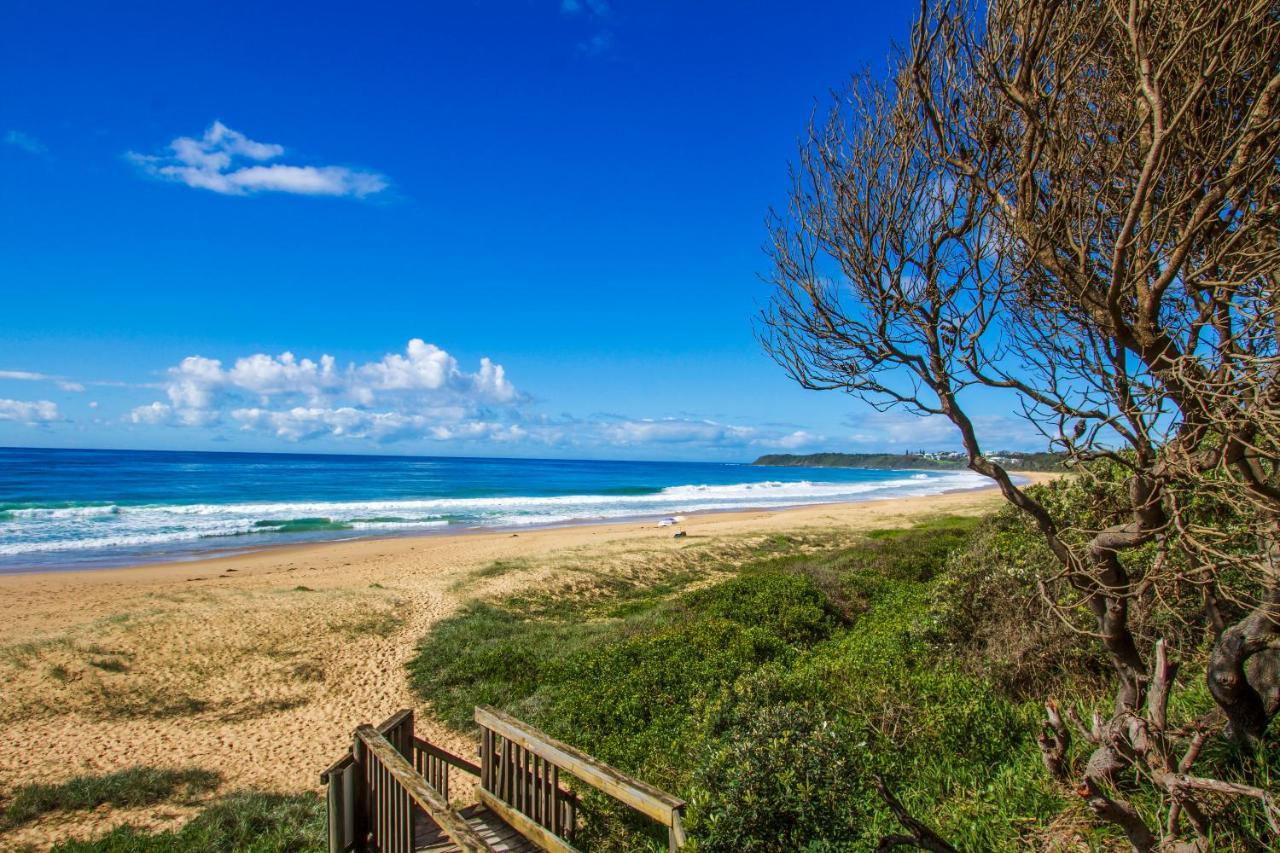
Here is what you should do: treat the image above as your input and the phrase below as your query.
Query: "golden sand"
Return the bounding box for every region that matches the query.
[0,476,1052,847]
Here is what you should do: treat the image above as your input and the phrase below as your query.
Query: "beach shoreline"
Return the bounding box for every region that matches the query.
[0,469,1032,578]
[0,473,1055,848]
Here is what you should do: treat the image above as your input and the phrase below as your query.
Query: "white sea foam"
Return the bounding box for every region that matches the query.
[0,471,989,558]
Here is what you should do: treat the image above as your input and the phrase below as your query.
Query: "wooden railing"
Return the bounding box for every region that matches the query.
[354,725,489,853]
[321,709,484,853]
[413,735,480,804]
[475,705,687,852]
[323,707,687,852]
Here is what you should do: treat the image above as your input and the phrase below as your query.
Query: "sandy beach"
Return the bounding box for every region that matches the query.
[0,478,1050,848]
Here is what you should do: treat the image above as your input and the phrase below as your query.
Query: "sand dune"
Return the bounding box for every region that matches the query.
[0,479,1048,848]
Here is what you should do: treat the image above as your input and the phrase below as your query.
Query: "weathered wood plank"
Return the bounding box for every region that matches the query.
[475,705,686,827]
[356,726,491,853]
[416,805,539,853]
[478,789,579,853]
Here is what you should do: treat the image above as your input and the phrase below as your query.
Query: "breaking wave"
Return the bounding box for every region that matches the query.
[0,471,988,562]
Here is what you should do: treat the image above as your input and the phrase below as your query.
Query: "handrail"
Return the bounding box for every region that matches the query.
[319,750,353,786]
[415,736,481,777]
[355,725,492,853]
[475,705,687,829]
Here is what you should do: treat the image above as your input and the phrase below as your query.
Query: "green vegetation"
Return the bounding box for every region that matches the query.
[0,767,220,830]
[50,791,325,853]
[409,514,1073,849]
[46,480,1278,850]
[753,451,1065,471]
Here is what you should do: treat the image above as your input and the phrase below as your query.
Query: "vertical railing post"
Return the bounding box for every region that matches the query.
[326,769,343,853]
[551,765,561,836]
[669,806,687,851]
[351,733,370,851]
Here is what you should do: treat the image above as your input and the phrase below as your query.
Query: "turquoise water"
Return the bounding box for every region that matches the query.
[0,447,988,571]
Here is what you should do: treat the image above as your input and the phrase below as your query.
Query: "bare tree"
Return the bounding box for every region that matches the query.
[761,0,1280,848]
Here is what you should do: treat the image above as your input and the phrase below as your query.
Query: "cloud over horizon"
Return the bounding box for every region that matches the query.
[0,342,1042,457]
[128,121,388,198]
[0,398,59,424]
[119,339,824,453]
[130,340,519,438]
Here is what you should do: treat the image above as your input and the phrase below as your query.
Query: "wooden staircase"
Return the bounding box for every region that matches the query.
[320,708,686,853]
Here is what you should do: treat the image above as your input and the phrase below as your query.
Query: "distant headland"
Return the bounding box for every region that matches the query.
[751,450,1065,472]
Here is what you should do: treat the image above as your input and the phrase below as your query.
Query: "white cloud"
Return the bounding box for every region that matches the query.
[230,406,529,444]
[3,130,46,156]
[130,401,173,425]
[165,356,225,411]
[129,121,388,198]
[120,341,832,454]
[0,369,84,392]
[131,339,521,441]
[0,398,59,424]
[227,352,341,400]
[353,341,517,404]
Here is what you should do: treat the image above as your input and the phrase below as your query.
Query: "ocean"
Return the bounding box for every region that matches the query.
[0,447,989,572]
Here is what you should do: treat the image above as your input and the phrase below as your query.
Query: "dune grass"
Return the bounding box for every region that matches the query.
[0,767,221,830]
[48,791,325,853]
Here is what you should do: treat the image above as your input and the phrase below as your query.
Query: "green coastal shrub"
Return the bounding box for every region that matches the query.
[688,702,868,851]
[682,570,841,645]
[685,576,1061,851]
[409,515,1077,850]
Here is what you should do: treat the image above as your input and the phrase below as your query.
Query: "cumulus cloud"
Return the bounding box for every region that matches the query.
[0,398,59,424]
[129,339,521,442]
[128,121,388,198]
[352,340,515,402]
[3,130,46,156]
[117,340,834,454]
[129,401,174,425]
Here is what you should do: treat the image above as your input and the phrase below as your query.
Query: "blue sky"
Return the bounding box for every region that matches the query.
[0,0,1039,461]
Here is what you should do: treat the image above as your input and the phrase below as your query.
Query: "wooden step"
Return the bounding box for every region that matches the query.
[415,803,541,853]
